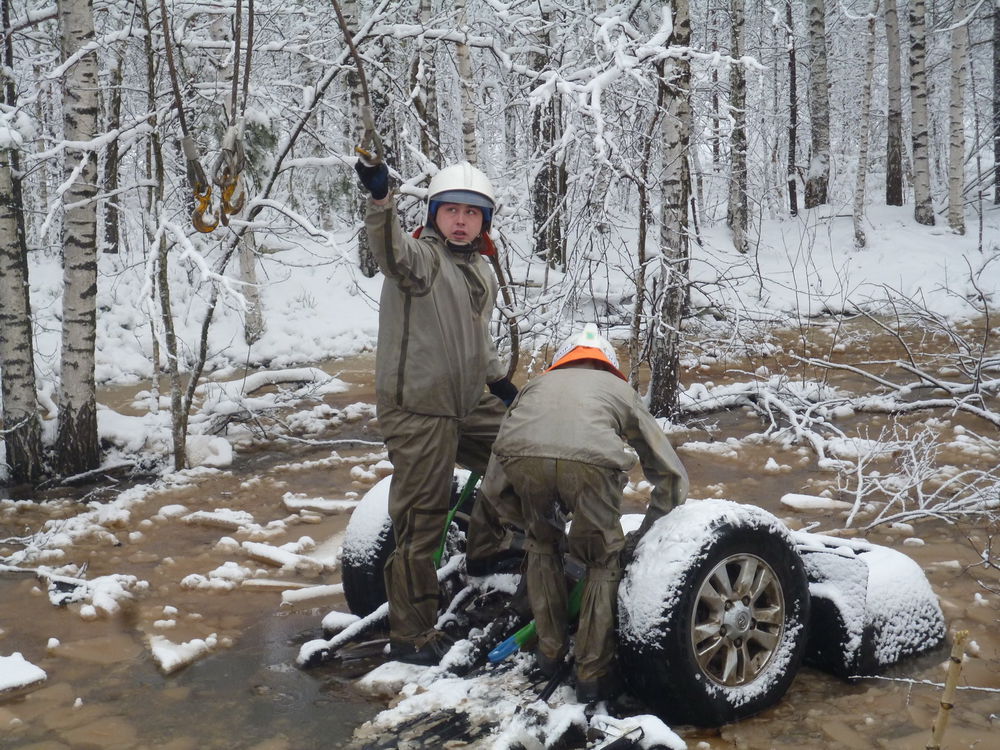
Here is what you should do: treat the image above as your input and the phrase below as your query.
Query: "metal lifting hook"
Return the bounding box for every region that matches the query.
[212,123,248,225]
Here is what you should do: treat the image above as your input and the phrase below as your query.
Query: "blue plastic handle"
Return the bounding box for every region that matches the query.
[487,636,519,663]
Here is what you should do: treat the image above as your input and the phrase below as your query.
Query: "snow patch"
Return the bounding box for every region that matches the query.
[0,653,46,694]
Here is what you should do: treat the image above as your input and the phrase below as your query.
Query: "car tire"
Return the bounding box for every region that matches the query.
[617,500,810,727]
[341,472,475,618]
[341,476,396,617]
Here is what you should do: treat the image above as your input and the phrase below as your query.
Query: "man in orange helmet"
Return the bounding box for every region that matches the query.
[469,323,688,702]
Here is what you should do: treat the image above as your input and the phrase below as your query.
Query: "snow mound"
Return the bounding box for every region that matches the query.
[780,493,853,511]
[0,653,46,694]
[149,634,219,674]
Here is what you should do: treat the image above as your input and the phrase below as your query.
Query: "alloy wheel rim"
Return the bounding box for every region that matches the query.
[690,552,786,687]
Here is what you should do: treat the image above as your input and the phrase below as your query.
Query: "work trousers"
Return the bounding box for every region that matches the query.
[497,456,626,683]
[377,393,507,645]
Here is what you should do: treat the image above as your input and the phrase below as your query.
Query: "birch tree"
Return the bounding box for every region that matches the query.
[56,0,101,475]
[884,0,904,205]
[455,0,478,165]
[804,0,830,208]
[909,0,935,225]
[649,0,692,417]
[0,76,44,483]
[786,0,799,216]
[727,0,749,254]
[530,2,565,268]
[853,2,878,249]
[947,0,968,235]
[994,2,1000,204]
[411,0,440,163]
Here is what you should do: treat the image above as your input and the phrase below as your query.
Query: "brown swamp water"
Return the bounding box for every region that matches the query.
[1,326,999,750]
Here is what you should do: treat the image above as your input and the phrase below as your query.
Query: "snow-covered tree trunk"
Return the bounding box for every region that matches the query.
[994,3,1000,204]
[56,0,101,475]
[343,0,378,277]
[649,0,692,418]
[786,0,799,216]
[908,0,935,225]
[101,51,123,254]
[455,0,478,164]
[804,0,830,208]
[410,0,440,164]
[0,0,44,485]
[727,0,749,254]
[531,5,564,268]
[947,1,967,235]
[884,0,904,206]
[853,5,878,250]
[0,154,44,485]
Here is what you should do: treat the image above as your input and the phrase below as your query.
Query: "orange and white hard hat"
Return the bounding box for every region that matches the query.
[548,323,626,380]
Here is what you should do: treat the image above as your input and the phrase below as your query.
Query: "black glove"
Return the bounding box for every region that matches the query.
[354,159,389,200]
[620,530,641,567]
[488,377,518,406]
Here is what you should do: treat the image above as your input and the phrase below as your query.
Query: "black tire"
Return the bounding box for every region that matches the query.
[341,472,475,618]
[617,500,810,727]
[341,476,395,617]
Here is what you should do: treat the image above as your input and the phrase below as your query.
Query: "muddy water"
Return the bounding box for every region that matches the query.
[2,336,999,749]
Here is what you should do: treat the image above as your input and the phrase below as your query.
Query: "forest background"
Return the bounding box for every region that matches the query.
[0,0,998,491]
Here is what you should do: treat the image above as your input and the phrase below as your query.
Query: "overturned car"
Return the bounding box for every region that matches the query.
[308,472,946,730]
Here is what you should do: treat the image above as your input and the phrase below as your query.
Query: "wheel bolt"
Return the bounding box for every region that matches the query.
[724,601,733,610]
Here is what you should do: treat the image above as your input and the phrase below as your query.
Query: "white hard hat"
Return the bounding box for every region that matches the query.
[426,162,496,229]
[549,323,625,379]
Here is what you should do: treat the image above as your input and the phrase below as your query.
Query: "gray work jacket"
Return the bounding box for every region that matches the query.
[494,367,689,514]
[366,198,504,418]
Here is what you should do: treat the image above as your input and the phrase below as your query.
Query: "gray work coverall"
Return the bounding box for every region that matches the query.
[481,365,688,683]
[365,198,507,647]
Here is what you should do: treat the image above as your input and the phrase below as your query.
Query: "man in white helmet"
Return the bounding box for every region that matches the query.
[354,158,518,664]
[470,323,688,702]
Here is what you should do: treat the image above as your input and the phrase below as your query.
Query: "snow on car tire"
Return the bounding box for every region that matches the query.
[341,472,474,618]
[341,476,396,617]
[617,499,810,727]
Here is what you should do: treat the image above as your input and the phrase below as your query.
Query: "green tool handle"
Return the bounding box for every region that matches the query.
[433,472,480,568]
[488,577,584,662]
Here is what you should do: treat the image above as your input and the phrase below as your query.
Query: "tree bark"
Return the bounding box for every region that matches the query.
[343,0,378,277]
[530,6,564,268]
[455,0,478,164]
[786,0,799,216]
[726,0,749,253]
[853,5,878,249]
[411,0,440,164]
[994,3,1000,204]
[0,0,44,485]
[884,0,904,205]
[56,0,101,476]
[804,0,830,208]
[649,0,692,419]
[909,0,935,225]
[101,50,123,253]
[947,0,967,235]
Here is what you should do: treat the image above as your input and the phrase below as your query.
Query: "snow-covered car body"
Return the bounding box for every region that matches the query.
[793,529,946,679]
[617,500,946,726]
